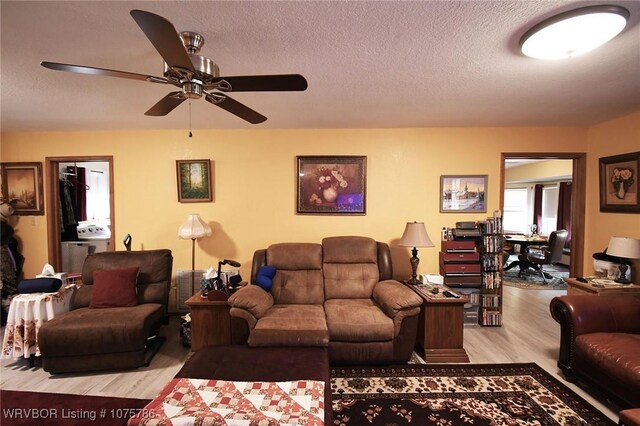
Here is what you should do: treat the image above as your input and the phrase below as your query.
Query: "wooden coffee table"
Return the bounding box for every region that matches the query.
[565,277,640,296]
[406,283,470,363]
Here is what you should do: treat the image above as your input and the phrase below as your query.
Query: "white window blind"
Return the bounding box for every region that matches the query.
[503,188,529,234]
[540,185,559,236]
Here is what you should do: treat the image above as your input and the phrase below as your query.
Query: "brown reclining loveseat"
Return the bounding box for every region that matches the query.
[38,249,173,374]
[228,236,423,364]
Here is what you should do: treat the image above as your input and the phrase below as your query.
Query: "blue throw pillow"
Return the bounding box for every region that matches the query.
[255,265,277,292]
[255,274,273,292]
[258,265,277,279]
[18,278,62,294]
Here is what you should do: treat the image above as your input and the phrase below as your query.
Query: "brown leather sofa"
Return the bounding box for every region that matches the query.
[228,236,423,364]
[550,295,640,408]
[38,249,173,374]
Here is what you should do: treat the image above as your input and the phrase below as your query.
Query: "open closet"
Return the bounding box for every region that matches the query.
[46,157,115,274]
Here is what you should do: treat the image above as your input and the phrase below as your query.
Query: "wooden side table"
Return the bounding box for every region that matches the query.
[185,292,231,351]
[565,277,640,296]
[406,284,470,363]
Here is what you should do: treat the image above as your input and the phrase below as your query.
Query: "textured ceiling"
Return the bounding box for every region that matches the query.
[2,0,639,132]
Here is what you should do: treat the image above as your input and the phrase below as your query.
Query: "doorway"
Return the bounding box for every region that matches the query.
[500,153,586,278]
[45,156,115,273]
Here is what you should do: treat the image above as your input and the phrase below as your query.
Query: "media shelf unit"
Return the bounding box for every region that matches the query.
[478,213,504,327]
[440,213,504,326]
[439,239,481,324]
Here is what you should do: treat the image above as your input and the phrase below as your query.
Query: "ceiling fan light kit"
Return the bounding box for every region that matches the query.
[40,9,307,124]
[520,5,629,60]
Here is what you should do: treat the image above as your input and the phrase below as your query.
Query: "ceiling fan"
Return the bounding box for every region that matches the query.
[41,9,308,124]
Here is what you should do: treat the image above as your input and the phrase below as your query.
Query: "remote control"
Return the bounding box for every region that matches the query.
[443,290,460,298]
[577,277,588,283]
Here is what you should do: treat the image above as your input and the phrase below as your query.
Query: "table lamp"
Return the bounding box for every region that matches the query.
[178,214,212,293]
[606,236,640,284]
[399,221,434,285]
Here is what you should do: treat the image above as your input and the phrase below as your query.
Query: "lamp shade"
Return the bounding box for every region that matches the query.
[606,236,640,259]
[520,5,629,60]
[399,222,434,248]
[178,214,212,240]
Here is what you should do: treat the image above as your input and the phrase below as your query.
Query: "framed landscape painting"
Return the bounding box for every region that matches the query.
[176,159,213,203]
[440,175,487,213]
[297,156,366,215]
[599,151,640,213]
[0,162,44,215]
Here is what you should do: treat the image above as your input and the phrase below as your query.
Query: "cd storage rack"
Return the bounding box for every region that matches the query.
[478,211,504,326]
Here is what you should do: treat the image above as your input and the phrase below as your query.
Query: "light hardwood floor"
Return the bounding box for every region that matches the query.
[0,286,619,422]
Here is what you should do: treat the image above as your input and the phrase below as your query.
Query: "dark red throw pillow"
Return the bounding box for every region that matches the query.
[90,266,139,308]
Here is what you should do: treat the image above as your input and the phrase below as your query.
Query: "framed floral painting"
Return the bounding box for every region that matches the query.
[0,162,44,215]
[296,156,366,215]
[599,151,640,213]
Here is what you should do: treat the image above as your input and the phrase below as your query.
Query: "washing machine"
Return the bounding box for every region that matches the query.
[60,222,111,273]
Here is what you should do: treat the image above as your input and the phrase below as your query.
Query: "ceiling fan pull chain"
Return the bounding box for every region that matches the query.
[188,98,193,138]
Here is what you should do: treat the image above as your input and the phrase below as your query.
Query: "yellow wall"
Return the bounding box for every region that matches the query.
[505,160,573,184]
[585,112,640,279]
[2,126,588,284]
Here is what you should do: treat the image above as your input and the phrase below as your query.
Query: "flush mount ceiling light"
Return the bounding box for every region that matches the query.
[520,5,629,60]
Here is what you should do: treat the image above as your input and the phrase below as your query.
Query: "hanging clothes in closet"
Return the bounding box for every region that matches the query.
[59,166,88,241]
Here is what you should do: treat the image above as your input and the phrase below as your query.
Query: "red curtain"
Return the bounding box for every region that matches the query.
[532,184,543,231]
[557,181,572,247]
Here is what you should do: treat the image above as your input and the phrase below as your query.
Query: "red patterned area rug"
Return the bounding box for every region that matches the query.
[1,363,614,425]
[331,363,615,426]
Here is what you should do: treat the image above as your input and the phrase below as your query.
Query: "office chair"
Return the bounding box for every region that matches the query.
[517,229,569,284]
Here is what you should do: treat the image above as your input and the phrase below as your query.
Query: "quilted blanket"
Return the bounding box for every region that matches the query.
[127,377,324,426]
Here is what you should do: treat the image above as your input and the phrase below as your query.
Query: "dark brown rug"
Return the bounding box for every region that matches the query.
[1,363,615,425]
[332,363,615,425]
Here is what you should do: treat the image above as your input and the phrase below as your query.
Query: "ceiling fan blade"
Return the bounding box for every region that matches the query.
[145,92,186,116]
[211,74,308,92]
[205,93,267,124]
[130,9,194,73]
[41,61,170,84]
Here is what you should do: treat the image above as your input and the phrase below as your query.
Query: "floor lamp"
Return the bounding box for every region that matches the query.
[399,221,434,285]
[178,214,212,294]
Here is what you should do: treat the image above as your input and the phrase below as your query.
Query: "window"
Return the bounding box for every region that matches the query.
[503,188,529,234]
[540,185,559,236]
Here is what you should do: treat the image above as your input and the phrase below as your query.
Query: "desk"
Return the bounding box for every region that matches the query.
[406,283,470,363]
[1,286,75,360]
[503,234,548,272]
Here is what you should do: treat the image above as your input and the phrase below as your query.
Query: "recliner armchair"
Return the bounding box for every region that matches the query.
[518,229,568,283]
[38,249,173,374]
[229,236,423,364]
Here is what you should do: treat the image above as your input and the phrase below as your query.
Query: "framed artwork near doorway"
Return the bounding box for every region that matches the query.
[440,175,487,213]
[0,162,44,215]
[599,151,640,213]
